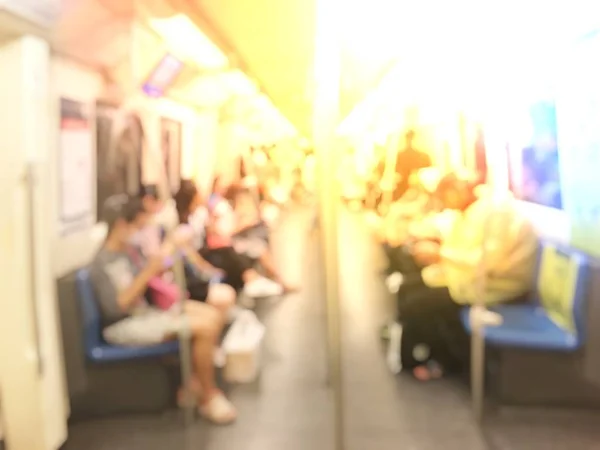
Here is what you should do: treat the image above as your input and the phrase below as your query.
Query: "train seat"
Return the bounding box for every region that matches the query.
[75,269,179,363]
[461,242,590,351]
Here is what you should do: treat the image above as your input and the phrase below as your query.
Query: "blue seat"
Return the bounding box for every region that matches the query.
[461,242,590,352]
[75,269,179,363]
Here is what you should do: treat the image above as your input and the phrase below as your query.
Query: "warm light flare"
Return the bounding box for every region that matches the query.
[149,15,228,69]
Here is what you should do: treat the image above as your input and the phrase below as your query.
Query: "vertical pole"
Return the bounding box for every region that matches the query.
[171,257,195,426]
[313,0,344,449]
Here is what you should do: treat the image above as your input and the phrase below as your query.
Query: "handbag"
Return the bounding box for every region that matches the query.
[127,245,186,311]
[147,276,184,311]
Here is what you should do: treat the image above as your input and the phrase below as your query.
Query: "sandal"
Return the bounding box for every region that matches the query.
[413,361,444,381]
[199,392,237,425]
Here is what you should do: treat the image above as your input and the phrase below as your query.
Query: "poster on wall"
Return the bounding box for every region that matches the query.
[555,30,600,255]
[96,103,143,221]
[160,117,182,196]
[505,99,563,211]
[58,98,94,236]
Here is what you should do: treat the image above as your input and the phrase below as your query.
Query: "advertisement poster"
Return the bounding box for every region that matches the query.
[96,103,143,220]
[506,99,563,211]
[555,30,600,256]
[59,98,94,236]
[160,117,182,196]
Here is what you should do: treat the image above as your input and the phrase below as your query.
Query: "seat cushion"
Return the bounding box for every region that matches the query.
[461,304,580,351]
[88,341,179,363]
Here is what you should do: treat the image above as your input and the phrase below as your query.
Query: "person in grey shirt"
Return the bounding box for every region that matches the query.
[89,195,236,425]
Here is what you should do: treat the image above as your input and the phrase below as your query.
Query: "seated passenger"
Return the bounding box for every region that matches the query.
[375,168,443,246]
[174,181,284,298]
[90,195,236,424]
[136,185,236,317]
[214,185,298,293]
[398,174,538,380]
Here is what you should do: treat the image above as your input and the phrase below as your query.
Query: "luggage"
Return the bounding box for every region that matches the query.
[222,310,266,383]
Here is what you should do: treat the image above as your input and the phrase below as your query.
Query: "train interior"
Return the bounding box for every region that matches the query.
[2,0,600,449]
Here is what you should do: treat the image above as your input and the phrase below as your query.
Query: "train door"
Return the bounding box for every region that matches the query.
[0,35,68,450]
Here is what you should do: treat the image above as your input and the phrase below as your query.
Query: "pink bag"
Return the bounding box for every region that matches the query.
[148,277,185,311]
[126,245,186,311]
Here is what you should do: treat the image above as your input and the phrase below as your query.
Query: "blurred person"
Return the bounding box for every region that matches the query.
[135,184,236,317]
[393,129,433,200]
[175,181,284,298]
[397,173,538,380]
[90,195,237,424]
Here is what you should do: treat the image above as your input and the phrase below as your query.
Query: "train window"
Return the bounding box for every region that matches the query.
[507,99,563,210]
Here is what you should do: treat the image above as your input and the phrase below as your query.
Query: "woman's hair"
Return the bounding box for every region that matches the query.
[174,180,198,224]
[102,194,144,233]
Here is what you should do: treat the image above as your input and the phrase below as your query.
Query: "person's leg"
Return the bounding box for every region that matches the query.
[385,246,424,296]
[204,283,237,316]
[401,286,466,379]
[202,246,247,291]
[183,302,237,423]
[256,248,297,292]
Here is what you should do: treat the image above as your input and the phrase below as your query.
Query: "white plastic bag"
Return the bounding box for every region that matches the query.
[222,310,266,383]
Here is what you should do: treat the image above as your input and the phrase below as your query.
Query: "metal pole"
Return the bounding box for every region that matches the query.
[471,192,497,423]
[313,0,344,448]
[172,257,195,426]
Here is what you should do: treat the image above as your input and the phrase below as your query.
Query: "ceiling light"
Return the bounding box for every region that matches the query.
[149,14,228,70]
[221,70,259,96]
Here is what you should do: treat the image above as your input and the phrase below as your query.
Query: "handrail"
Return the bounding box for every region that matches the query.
[25,163,44,377]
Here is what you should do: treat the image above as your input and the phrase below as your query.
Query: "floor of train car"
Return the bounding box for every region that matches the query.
[64,206,600,450]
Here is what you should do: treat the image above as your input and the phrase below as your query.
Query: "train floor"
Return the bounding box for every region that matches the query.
[63,206,600,450]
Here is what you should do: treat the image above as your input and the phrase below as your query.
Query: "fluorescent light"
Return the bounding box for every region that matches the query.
[221,70,258,96]
[149,15,228,69]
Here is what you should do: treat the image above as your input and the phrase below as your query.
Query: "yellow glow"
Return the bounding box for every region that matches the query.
[149,15,228,69]
[220,70,259,96]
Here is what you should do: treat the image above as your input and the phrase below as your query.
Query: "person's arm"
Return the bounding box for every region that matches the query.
[168,225,221,274]
[179,243,220,274]
[116,263,159,311]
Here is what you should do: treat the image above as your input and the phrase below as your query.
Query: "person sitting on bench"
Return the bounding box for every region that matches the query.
[211,184,297,293]
[397,173,538,381]
[376,167,444,246]
[90,195,237,424]
[136,184,236,317]
[174,180,284,298]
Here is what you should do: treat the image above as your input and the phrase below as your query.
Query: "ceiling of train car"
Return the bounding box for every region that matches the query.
[55,0,133,69]
[53,0,600,144]
[188,0,317,137]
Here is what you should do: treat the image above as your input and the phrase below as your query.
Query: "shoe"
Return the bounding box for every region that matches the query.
[385,272,404,294]
[244,277,284,298]
[199,393,237,425]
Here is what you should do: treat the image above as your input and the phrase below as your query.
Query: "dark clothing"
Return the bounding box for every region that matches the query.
[398,283,530,373]
[382,244,425,298]
[200,246,254,292]
[182,259,210,301]
[400,285,470,373]
[383,243,421,275]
